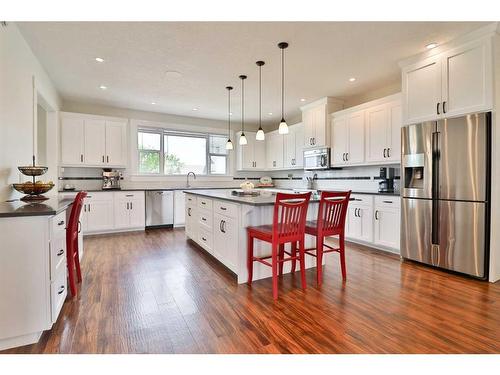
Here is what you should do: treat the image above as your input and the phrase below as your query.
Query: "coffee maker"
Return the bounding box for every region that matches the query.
[102,169,121,190]
[378,167,395,193]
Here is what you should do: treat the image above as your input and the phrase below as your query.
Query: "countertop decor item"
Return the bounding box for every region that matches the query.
[13,156,54,201]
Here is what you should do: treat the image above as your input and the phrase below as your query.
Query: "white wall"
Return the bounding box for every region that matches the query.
[0,23,61,201]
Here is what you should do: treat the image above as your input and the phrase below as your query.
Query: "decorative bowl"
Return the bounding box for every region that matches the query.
[18,165,48,176]
[13,181,55,195]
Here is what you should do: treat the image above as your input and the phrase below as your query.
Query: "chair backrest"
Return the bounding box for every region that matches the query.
[272,192,311,241]
[316,190,351,235]
[67,191,87,240]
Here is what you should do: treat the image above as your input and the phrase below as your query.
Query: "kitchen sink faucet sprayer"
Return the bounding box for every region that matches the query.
[186,172,196,188]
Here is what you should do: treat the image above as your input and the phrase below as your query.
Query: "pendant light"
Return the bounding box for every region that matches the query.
[255,61,265,141]
[278,42,289,134]
[225,86,234,150]
[239,75,248,145]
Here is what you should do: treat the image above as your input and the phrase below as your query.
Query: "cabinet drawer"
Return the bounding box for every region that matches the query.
[84,192,112,202]
[214,200,238,218]
[197,197,213,210]
[374,196,401,208]
[51,211,67,235]
[51,266,67,323]
[50,235,67,279]
[198,208,213,230]
[114,191,144,200]
[198,227,213,252]
[186,194,197,206]
[350,194,373,206]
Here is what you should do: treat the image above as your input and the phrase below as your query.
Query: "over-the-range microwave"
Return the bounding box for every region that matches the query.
[303,148,330,170]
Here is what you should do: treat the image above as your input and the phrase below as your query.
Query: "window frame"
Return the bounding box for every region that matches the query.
[137,127,229,176]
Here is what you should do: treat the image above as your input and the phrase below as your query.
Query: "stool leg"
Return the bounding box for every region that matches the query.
[272,243,279,300]
[299,240,307,290]
[339,233,347,281]
[67,259,77,298]
[247,233,254,285]
[291,241,297,273]
[278,243,285,276]
[74,238,82,283]
[316,235,324,286]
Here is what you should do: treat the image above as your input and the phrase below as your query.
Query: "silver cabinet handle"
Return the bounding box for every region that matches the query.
[383,148,387,158]
[88,204,91,212]
[107,156,109,163]
[130,202,133,210]
[58,285,65,295]
[81,154,84,163]
[202,237,207,242]
[220,206,227,211]
[383,200,393,204]
[443,101,447,113]
[202,217,206,221]
[58,220,65,226]
[221,220,226,233]
[387,148,391,158]
[127,202,129,210]
[57,249,64,256]
[437,102,441,115]
[102,155,105,163]
[187,207,191,217]
[375,210,379,220]
[126,194,133,197]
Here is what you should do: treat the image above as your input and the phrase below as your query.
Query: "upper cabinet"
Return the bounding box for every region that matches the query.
[60,113,127,167]
[283,123,304,169]
[301,97,344,149]
[401,35,493,125]
[236,131,266,171]
[331,110,365,166]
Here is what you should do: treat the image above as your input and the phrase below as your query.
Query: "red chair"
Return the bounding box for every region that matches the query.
[66,191,87,297]
[247,192,311,300]
[304,190,351,286]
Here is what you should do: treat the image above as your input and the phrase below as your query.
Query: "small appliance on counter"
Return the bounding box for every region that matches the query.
[255,176,273,188]
[378,167,395,193]
[102,169,121,190]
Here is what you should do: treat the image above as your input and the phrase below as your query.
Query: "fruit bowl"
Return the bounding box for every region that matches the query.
[17,165,48,176]
[13,181,54,200]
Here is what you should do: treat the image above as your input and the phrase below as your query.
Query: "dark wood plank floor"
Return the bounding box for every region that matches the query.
[2,228,499,354]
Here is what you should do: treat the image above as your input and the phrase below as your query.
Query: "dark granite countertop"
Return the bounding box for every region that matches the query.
[0,198,74,218]
[58,186,241,193]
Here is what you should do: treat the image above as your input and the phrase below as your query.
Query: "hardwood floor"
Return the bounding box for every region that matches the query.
[2,228,499,354]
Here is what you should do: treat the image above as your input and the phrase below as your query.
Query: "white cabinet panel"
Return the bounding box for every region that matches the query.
[374,206,400,251]
[294,124,304,167]
[60,118,84,165]
[266,132,284,169]
[129,196,145,228]
[174,190,186,227]
[331,116,348,166]
[84,119,106,165]
[236,131,266,170]
[86,199,114,232]
[313,106,327,147]
[113,197,130,229]
[105,121,127,166]
[254,137,266,169]
[347,111,365,164]
[366,104,389,163]
[387,102,402,162]
[213,212,238,272]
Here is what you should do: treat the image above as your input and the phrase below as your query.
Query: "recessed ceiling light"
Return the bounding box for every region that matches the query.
[95,57,105,63]
[99,85,107,90]
[268,112,273,116]
[349,77,356,82]
[229,112,233,116]
[165,70,182,78]
[151,102,156,105]
[300,98,306,102]
[192,108,198,111]
[426,42,438,49]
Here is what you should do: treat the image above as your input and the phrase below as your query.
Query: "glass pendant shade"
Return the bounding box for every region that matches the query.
[226,139,233,150]
[256,128,265,140]
[239,132,248,145]
[278,118,289,134]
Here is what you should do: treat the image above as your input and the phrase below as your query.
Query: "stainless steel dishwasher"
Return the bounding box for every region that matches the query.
[145,190,174,228]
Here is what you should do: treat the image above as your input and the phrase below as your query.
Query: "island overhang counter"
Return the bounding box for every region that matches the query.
[184,189,323,284]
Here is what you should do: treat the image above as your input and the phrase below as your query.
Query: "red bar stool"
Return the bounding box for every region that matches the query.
[304,190,351,286]
[66,191,87,297]
[247,192,311,300]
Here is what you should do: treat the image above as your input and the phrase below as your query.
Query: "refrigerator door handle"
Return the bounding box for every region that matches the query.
[431,131,440,245]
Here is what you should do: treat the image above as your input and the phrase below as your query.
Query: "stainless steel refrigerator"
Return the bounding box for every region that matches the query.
[401,112,491,279]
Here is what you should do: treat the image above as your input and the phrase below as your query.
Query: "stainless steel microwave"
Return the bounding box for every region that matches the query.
[303,148,330,170]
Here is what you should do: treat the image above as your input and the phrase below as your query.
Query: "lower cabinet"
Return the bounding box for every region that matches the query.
[114,192,145,230]
[345,194,400,253]
[185,194,239,273]
[82,193,114,232]
[174,190,186,227]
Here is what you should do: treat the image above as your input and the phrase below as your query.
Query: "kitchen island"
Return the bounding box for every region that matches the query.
[184,189,323,284]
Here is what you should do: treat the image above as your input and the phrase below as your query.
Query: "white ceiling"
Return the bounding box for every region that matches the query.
[18,21,486,126]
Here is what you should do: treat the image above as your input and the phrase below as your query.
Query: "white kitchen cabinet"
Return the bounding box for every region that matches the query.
[174,190,186,227]
[213,212,238,272]
[84,119,106,165]
[60,117,84,165]
[236,131,266,170]
[373,197,401,252]
[401,36,493,124]
[266,131,284,169]
[346,196,373,243]
[113,191,145,230]
[301,97,344,148]
[84,194,114,232]
[185,195,197,240]
[60,113,128,167]
[283,123,304,169]
[331,110,365,166]
[365,101,401,163]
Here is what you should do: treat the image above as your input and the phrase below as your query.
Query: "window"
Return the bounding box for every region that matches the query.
[138,129,228,175]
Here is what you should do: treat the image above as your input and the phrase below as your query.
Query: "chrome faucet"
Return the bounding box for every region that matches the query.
[186,171,196,188]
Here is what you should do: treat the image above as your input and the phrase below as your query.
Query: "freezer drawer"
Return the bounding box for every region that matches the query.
[401,198,433,264]
[437,200,486,278]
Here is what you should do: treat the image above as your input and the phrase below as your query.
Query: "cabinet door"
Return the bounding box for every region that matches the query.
[113,197,130,229]
[238,132,255,170]
[283,130,296,168]
[174,191,186,227]
[313,106,327,147]
[213,213,226,261]
[61,118,84,165]
[294,124,304,167]
[386,102,402,162]
[441,39,493,117]
[402,55,442,124]
[374,207,400,251]
[346,206,361,239]
[365,104,389,163]
[185,204,197,239]
[254,135,267,169]
[86,200,114,232]
[358,206,374,243]
[221,216,238,272]
[129,197,145,228]
[347,111,365,164]
[331,116,348,166]
[105,121,127,166]
[84,119,106,165]
[302,109,315,148]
